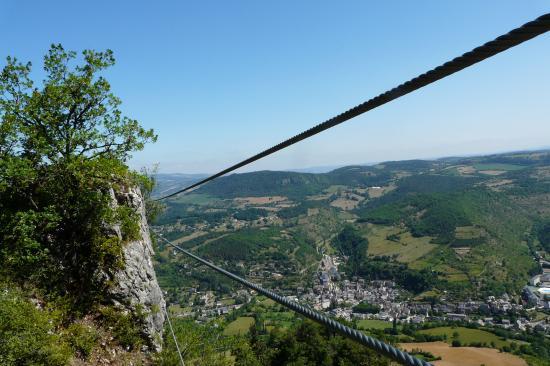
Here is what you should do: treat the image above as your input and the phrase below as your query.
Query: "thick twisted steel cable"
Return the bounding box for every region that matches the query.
[154,233,432,366]
[156,13,550,201]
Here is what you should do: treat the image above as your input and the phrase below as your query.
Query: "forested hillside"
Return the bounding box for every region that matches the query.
[156,150,550,298]
[153,150,550,365]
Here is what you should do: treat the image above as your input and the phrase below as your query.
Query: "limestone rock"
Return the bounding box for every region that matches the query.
[107,186,165,352]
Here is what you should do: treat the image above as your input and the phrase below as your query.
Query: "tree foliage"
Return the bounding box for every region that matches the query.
[0,44,156,310]
[537,221,550,251]
[0,44,155,162]
[332,225,369,275]
[0,287,72,365]
[352,301,380,314]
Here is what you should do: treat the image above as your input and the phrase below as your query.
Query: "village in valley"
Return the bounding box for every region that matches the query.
[163,248,550,336]
[153,153,550,365]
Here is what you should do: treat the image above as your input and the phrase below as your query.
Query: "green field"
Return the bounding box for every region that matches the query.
[223,316,255,336]
[221,298,236,306]
[168,304,192,314]
[454,226,484,239]
[356,319,394,330]
[472,163,525,171]
[362,224,437,263]
[419,326,516,348]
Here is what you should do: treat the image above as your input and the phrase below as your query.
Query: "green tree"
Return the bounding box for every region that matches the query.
[0,44,156,309]
[0,44,155,162]
[332,225,369,275]
[248,320,389,365]
[158,319,232,366]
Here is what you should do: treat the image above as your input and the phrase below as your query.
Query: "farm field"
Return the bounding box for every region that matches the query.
[168,304,192,314]
[223,316,255,336]
[356,319,394,330]
[367,184,395,198]
[472,163,525,171]
[233,196,288,206]
[173,230,207,244]
[330,197,361,210]
[400,342,527,366]
[418,326,515,348]
[362,224,437,263]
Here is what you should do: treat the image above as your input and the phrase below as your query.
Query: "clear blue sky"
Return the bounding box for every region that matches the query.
[2,1,549,173]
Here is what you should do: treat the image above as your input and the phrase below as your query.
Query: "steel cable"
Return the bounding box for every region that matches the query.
[164,307,186,366]
[156,13,550,201]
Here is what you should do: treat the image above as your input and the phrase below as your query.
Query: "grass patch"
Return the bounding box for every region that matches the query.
[356,319,395,330]
[473,163,525,171]
[221,298,236,306]
[324,185,348,194]
[418,326,514,348]
[362,224,437,263]
[223,317,255,336]
[455,226,484,239]
[168,304,192,314]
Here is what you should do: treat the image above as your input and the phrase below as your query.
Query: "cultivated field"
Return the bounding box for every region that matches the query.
[367,184,395,198]
[356,319,394,330]
[472,163,525,171]
[362,224,437,263]
[223,316,255,336]
[330,198,360,210]
[234,196,287,205]
[479,170,506,175]
[454,226,485,240]
[400,342,527,366]
[418,326,515,348]
[456,165,476,175]
[173,230,207,244]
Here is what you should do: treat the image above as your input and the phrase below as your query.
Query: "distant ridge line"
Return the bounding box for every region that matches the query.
[156,13,550,201]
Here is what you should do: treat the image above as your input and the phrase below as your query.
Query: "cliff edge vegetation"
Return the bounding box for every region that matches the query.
[0,44,163,364]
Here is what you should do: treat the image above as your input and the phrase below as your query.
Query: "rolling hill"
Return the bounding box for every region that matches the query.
[153,150,550,299]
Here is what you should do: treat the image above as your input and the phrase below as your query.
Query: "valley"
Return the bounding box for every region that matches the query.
[152,150,550,365]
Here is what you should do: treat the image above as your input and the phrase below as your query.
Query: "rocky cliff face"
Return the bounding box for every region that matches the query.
[107,186,165,351]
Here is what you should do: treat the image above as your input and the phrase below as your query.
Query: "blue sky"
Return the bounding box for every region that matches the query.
[2,1,549,173]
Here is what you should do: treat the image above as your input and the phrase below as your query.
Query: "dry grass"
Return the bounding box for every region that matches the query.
[330,198,360,210]
[479,170,506,176]
[253,206,279,212]
[484,179,514,191]
[400,342,527,366]
[367,184,395,198]
[307,208,320,216]
[454,226,485,240]
[513,193,550,215]
[534,167,550,178]
[307,194,331,201]
[233,196,287,205]
[456,166,476,175]
[173,231,207,244]
[453,247,471,257]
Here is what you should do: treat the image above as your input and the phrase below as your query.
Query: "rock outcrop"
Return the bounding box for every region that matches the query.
[107,186,165,351]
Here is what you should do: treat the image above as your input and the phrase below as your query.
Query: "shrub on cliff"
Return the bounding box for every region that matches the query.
[0,44,156,310]
[0,287,72,365]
